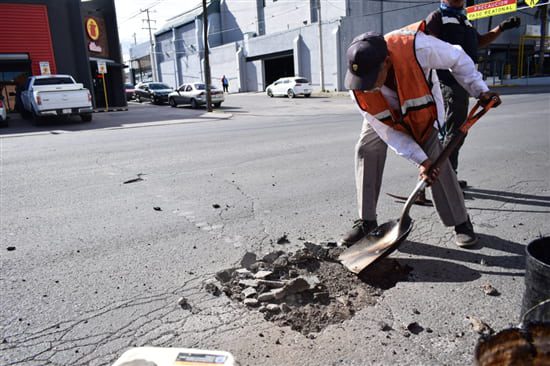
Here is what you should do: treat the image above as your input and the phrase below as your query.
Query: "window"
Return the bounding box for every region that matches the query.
[149,83,171,90]
[295,78,309,83]
[283,79,290,84]
[34,77,74,86]
[185,85,193,92]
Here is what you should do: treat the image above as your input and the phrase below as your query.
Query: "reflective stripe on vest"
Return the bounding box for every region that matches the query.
[374,110,392,121]
[401,94,435,115]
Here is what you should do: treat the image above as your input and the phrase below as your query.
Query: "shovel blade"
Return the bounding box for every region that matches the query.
[339,219,413,274]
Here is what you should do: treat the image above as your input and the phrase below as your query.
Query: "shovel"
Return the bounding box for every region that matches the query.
[340,99,497,274]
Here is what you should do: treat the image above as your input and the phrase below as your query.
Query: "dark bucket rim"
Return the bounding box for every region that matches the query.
[525,236,550,268]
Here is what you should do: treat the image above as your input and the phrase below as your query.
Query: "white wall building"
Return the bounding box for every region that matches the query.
[129,0,537,93]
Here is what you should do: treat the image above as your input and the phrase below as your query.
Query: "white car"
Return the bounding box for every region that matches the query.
[0,95,7,127]
[266,77,312,98]
[20,75,93,121]
[168,83,225,108]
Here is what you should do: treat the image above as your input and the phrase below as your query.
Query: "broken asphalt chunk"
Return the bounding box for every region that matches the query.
[285,277,310,294]
[204,282,221,296]
[236,268,252,278]
[254,270,273,279]
[239,279,259,288]
[215,268,236,283]
[244,298,259,307]
[304,242,329,259]
[240,252,257,269]
[178,297,192,310]
[481,283,500,296]
[276,234,290,244]
[467,316,494,335]
[257,279,285,288]
[242,287,257,298]
[262,251,284,264]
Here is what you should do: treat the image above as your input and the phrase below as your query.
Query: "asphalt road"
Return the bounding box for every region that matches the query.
[1,90,549,365]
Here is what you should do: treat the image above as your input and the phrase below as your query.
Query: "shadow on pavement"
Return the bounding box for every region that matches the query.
[464,187,550,214]
[0,102,239,136]
[393,234,525,282]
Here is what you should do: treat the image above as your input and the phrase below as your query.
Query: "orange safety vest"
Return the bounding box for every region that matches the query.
[352,21,438,144]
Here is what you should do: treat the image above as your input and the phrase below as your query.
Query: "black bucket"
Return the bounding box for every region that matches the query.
[520,236,550,324]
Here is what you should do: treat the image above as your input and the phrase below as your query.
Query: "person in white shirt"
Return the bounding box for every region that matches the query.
[339,25,500,248]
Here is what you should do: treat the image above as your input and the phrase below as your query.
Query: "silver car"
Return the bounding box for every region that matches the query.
[168,83,225,109]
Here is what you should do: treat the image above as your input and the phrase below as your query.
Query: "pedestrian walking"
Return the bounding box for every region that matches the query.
[339,22,500,249]
[221,75,229,93]
[425,0,520,187]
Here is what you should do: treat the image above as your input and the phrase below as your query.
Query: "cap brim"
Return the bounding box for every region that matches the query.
[344,66,380,91]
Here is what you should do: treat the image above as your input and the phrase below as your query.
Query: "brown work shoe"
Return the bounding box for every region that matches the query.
[455,217,478,248]
[338,219,378,247]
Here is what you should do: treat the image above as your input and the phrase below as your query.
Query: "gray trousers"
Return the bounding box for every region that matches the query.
[355,123,468,227]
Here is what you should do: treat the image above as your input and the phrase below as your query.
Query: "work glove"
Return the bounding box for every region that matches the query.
[499,16,521,32]
[478,91,501,108]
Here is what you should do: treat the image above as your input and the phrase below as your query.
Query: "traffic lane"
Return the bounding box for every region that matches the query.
[0,100,362,365]
[0,101,229,137]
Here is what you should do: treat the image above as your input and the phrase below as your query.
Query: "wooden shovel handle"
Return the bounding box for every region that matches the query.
[431,99,497,173]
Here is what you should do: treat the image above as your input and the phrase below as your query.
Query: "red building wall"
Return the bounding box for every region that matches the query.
[0,3,56,75]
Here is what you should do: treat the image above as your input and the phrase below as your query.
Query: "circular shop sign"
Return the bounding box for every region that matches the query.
[86,18,100,41]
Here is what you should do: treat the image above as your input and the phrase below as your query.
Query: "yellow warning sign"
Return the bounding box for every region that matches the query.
[525,0,540,8]
[467,0,517,21]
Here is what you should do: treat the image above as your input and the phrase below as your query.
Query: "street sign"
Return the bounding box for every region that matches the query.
[39,61,51,75]
[467,0,517,21]
[97,60,107,74]
[525,0,540,8]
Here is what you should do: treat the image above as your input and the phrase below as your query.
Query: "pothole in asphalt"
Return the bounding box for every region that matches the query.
[214,242,411,335]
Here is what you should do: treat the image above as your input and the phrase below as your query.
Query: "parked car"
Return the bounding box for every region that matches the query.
[0,95,7,127]
[134,82,173,104]
[125,83,136,101]
[20,74,93,122]
[265,77,312,98]
[168,83,224,109]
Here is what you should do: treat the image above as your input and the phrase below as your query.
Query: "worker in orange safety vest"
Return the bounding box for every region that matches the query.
[339,22,500,249]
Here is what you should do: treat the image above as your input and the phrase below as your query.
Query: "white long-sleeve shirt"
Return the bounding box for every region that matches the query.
[351,32,489,166]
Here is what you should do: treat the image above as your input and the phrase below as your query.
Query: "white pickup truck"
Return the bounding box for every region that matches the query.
[20,74,93,122]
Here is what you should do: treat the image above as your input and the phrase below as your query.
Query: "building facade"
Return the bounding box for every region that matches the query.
[0,0,126,112]
[129,0,546,94]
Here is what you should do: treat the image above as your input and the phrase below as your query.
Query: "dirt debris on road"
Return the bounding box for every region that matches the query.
[214,241,411,335]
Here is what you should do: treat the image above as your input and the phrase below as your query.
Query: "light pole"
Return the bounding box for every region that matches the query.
[202,0,212,112]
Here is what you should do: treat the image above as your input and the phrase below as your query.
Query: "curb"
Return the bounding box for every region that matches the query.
[93,107,128,113]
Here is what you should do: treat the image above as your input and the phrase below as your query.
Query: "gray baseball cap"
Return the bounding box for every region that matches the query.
[344,32,388,90]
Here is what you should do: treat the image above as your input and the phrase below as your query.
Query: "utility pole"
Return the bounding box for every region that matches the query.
[202,0,212,112]
[132,32,137,45]
[141,8,158,82]
[317,0,325,92]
